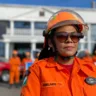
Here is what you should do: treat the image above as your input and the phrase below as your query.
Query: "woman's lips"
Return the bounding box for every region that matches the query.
[64,46,74,51]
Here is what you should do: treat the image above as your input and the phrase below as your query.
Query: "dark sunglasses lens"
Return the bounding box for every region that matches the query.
[70,33,83,42]
[55,32,84,43]
[70,36,79,42]
[56,33,68,42]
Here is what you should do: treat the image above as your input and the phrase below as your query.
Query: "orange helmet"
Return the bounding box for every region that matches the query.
[43,9,88,36]
[12,50,18,55]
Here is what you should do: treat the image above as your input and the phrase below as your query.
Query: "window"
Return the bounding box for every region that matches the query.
[39,11,45,16]
[0,24,6,39]
[35,22,47,29]
[0,42,5,57]
[92,43,96,54]
[78,43,81,50]
[14,21,31,28]
[91,24,96,41]
[0,21,10,28]
[36,43,43,49]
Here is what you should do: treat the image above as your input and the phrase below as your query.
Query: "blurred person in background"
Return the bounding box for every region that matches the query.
[92,50,96,65]
[21,9,96,96]
[9,50,21,88]
[83,50,93,63]
[22,51,32,76]
[77,49,93,63]
[34,52,40,63]
[77,50,86,58]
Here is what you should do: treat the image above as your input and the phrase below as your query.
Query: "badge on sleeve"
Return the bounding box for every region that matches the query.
[22,70,30,86]
[85,77,96,85]
[22,77,27,86]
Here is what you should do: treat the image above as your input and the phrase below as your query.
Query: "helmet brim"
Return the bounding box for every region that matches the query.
[47,20,84,35]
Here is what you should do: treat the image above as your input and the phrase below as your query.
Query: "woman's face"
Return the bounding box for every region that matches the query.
[53,25,79,57]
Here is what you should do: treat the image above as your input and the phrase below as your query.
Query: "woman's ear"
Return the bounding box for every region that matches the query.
[48,39,53,48]
[48,39,55,52]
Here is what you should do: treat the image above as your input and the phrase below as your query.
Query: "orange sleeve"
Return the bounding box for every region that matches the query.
[20,63,40,96]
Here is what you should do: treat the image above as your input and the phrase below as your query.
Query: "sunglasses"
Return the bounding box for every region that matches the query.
[55,32,84,43]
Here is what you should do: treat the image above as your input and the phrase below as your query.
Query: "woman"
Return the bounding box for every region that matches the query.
[20,9,96,96]
[22,51,33,76]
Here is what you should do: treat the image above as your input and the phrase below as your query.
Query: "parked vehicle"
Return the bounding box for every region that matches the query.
[0,49,41,82]
[0,57,24,82]
[0,57,10,82]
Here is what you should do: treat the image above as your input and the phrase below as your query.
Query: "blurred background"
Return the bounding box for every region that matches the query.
[0,0,96,96]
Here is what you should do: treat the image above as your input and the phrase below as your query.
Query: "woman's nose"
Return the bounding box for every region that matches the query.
[65,35,73,43]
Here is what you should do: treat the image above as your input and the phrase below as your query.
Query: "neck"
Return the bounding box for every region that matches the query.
[26,57,30,59]
[55,56,74,65]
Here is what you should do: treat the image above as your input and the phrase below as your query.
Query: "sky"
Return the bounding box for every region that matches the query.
[0,0,95,8]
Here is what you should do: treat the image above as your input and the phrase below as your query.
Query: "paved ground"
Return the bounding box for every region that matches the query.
[0,82,21,96]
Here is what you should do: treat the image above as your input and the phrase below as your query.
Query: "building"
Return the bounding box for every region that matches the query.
[0,4,96,60]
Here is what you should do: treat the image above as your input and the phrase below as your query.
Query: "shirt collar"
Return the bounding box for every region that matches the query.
[75,57,96,77]
[46,57,96,77]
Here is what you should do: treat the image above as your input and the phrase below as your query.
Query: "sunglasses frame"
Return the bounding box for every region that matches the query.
[55,32,84,43]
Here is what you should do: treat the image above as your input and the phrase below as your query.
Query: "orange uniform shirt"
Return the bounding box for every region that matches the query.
[21,57,96,96]
[22,58,32,64]
[9,57,21,71]
[22,58,33,75]
[22,58,32,69]
[82,56,93,63]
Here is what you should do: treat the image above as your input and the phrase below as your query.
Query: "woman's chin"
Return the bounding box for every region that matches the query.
[61,53,76,57]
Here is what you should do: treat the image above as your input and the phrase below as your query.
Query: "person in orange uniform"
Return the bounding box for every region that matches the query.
[22,52,32,76]
[34,52,40,63]
[21,9,96,96]
[9,50,21,88]
[82,50,93,63]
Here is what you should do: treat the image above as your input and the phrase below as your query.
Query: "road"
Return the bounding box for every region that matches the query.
[0,82,21,96]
